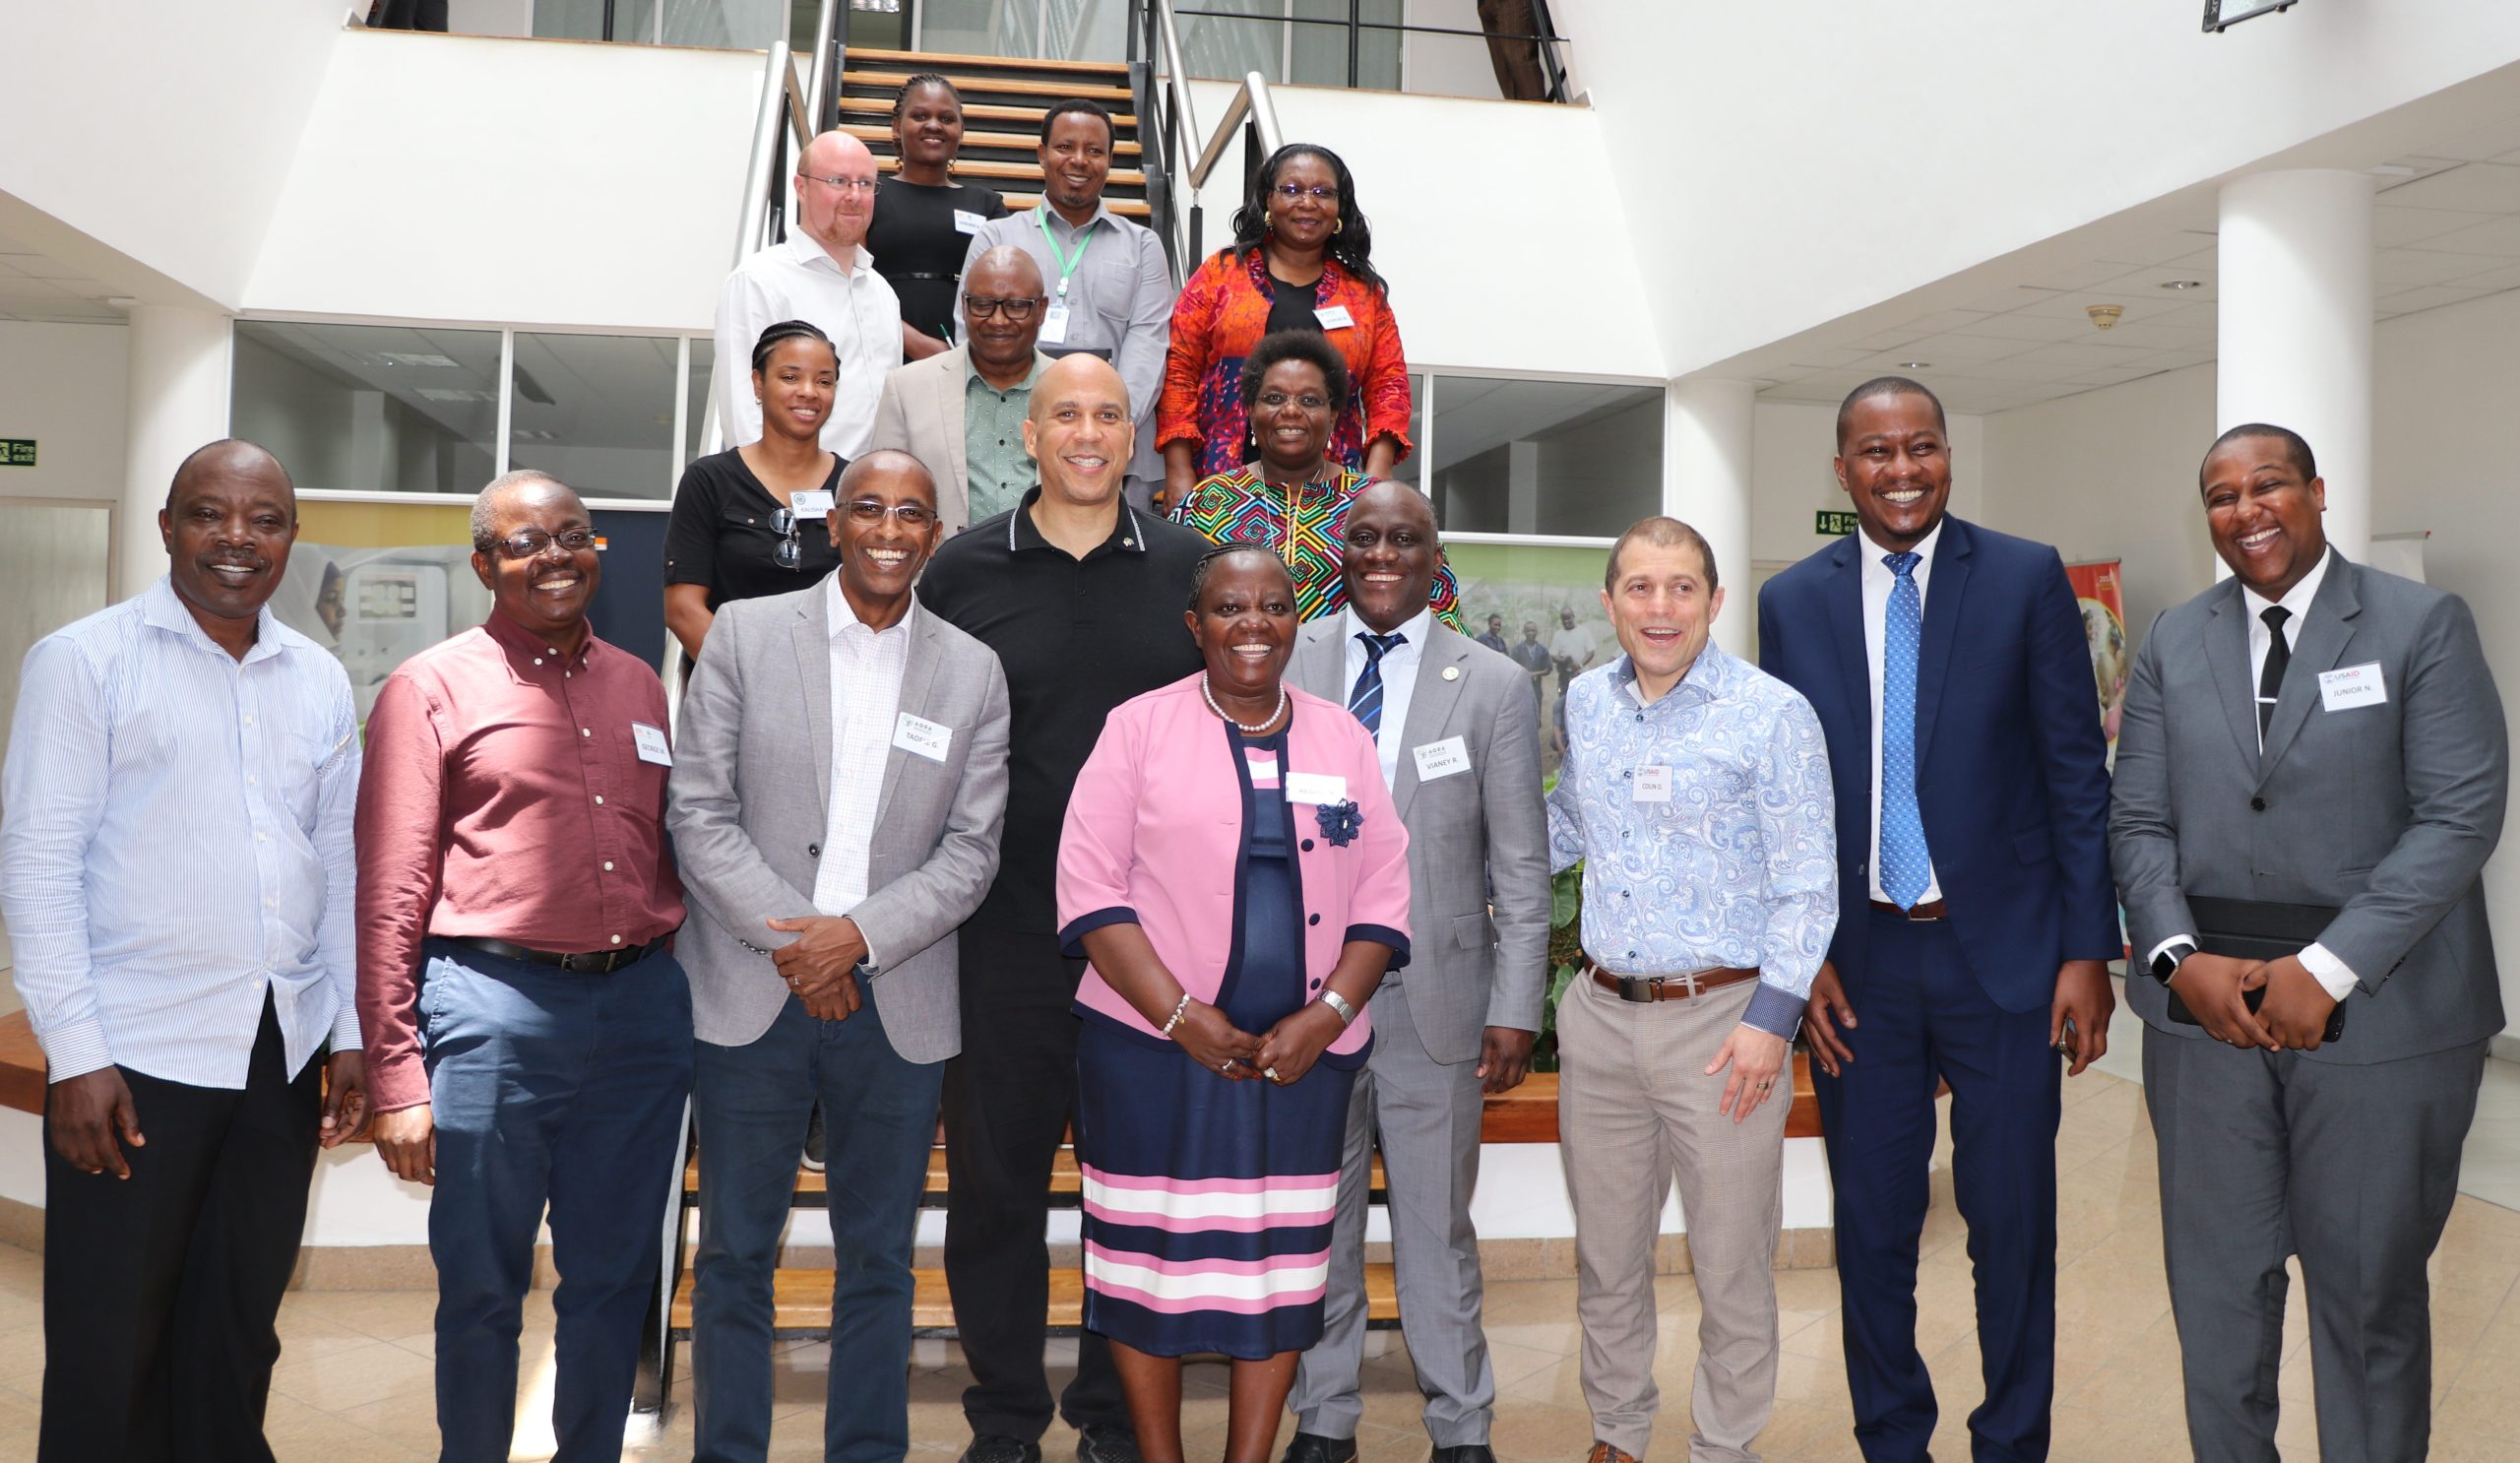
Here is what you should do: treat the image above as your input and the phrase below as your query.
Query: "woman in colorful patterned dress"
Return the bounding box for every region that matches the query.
[1171,330,1464,630]
[1156,143,1413,511]
[1056,546,1413,1463]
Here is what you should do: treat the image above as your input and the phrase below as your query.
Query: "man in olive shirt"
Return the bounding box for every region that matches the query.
[917,356,1208,1463]
[871,247,1055,530]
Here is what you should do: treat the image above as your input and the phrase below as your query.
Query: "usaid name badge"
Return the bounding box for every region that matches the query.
[1314,303,1355,331]
[893,712,953,762]
[632,722,673,767]
[954,209,986,234]
[1412,735,1472,782]
[789,489,835,521]
[2318,662,2389,714]
[1284,771,1348,806]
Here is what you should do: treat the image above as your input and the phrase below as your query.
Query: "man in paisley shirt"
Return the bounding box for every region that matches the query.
[1545,516,1836,1463]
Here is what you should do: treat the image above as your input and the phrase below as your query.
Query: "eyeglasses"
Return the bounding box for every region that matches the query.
[801,173,877,194]
[964,295,1042,321]
[1270,182,1340,204]
[1256,391,1330,413]
[490,528,597,561]
[770,509,803,570]
[843,500,938,528]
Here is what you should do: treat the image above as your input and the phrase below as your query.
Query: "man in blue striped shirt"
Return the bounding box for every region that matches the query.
[1,440,368,1463]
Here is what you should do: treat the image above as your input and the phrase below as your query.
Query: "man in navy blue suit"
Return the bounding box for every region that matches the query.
[1755,377,2118,1462]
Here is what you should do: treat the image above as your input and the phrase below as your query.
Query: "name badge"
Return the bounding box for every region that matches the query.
[2318,662,2389,713]
[1039,302,1072,344]
[893,712,952,762]
[1632,765,1673,802]
[1284,771,1348,805]
[1412,735,1472,783]
[789,489,835,521]
[953,209,985,234]
[632,722,673,767]
[1314,303,1355,330]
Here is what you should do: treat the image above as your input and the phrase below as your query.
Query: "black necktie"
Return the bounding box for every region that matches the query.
[2258,604,2292,741]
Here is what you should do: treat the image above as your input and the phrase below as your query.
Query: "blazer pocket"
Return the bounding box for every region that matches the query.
[2011,826,2053,865]
[1453,911,1498,950]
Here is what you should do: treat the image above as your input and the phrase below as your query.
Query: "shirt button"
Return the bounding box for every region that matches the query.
[247,774,258,785]
[535,658,543,667]
[582,728,592,737]
[256,832,268,843]
[244,715,255,726]
[595,795,605,806]
[603,860,614,871]
[610,934,623,945]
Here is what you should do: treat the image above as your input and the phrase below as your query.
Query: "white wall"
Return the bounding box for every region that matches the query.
[1547,0,2520,376]
[1752,400,1986,570]
[0,322,129,506]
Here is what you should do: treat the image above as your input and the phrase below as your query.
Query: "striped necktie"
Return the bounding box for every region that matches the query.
[1348,631,1406,740]
[1879,551,1929,909]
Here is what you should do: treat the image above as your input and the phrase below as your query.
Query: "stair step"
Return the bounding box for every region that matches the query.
[682,1147,1388,1207]
[876,156,1146,190]
[837,95,1139,130]
[847,45,1130,80]
[668,1262,1401,1336]
[842,123,1141,159]
[841,69,1133,103]
[1000,193,1153,219]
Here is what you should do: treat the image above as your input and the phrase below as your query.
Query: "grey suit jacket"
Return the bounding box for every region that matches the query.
[2109,552,2507,1064]
[867,346,1054,537]
[1291,618,1551,1064]
[666,583,1011,1060]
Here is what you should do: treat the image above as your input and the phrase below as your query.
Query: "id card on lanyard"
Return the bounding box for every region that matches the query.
[1036,205,1099,345]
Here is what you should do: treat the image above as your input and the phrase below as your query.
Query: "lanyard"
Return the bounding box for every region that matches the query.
[1036,206,1099,300]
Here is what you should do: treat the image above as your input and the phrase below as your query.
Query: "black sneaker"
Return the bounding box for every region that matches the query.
[1077,1424,1142,1463]
[801,1103,826,1174]
[961,1436,1041,1463]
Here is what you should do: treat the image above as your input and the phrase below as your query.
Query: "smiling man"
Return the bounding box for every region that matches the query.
[2110,423,2507,1460]
[3,440,367,1463]
[1280,482,1549,1463]
[1546,517,1835,1463]
[915,354,1210,1463]
[669,448,1011,1462]
[1756,376,2117,1463]
[870,245,1054,531]
[355,470,691,1463]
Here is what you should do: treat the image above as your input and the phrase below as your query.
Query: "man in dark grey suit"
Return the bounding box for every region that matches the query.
[667,449,1013,1463]
[2110,422,2507,1462]
[1280,481,1550,1463]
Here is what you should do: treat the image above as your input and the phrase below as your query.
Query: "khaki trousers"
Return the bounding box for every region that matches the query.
[1558,971,1787,1461]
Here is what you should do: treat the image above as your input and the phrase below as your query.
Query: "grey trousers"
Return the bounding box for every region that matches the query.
[2145,1028,2487,1463]
[1559,973,1787,1462]
[1291,977,1498,1445]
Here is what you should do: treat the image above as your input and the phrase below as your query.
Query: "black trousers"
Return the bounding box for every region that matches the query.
[39,996,323,1463]
[941,922,1128,1440]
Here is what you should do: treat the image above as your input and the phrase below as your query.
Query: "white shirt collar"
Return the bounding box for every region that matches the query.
[825,573,917,641]
[1343,603,1433,651]
[1858,515,1945,574]
[786,229,872,278]
[2240,544,2334,628]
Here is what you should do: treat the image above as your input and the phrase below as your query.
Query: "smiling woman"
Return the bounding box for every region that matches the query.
[866,74,1011,359]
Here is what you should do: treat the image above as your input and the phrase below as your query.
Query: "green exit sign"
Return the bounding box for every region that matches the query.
[1815,509,1858,537]
[0,439,33,468]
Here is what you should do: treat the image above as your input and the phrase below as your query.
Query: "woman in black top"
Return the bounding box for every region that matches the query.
[663,320,847,662]
[867,73,1009,361]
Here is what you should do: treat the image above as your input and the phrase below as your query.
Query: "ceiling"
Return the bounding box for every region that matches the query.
[0,229,130,324]
[1753,111,2520,416]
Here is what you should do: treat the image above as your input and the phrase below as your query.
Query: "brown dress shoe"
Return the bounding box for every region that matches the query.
[1583,1445,1639,1463]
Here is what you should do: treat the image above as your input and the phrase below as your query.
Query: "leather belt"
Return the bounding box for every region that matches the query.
[1868,898,1950,922]
[1587,961,1759,1004]
[450,934,670,975]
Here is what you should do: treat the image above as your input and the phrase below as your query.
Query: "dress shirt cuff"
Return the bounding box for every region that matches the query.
[2298,941,2359,1002]
[2146,933,2195,969]
[35,1018,113,1085]
[328,1003,365,1052]
[366,1055,433,1114]
[1740,982,1805,1042]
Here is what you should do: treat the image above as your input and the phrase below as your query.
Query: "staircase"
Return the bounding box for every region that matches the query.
[836,46,1155,221]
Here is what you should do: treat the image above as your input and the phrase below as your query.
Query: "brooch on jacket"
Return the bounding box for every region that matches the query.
[1316,799,1362,848]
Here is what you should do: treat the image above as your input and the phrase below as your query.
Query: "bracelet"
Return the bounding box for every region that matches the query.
[1160,991,1193,1038]
[1317,990,1357,1026]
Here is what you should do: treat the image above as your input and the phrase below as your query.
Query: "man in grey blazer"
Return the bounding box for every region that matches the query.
[2110,422,2507,1462]
[667,448,1013,1463]
[869,247,1054,534]
[1281,480,1550,1463]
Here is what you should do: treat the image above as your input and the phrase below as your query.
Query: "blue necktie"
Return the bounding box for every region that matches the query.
[1348,632,1405,740]
[1880,551,1929,909]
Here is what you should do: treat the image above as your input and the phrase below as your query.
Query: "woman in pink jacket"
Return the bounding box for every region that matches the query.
[1057,545,1412,1463]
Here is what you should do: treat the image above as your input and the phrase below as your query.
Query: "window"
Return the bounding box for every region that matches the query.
[508,332,681,501]
[232,322,502,497]
[1423,376,1661,539]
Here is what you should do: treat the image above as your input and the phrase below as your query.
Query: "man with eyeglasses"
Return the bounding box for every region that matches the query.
[871,245,1056,531]
[963,98,1174,511]
[356,471,693,1463]
[916,354,1211,1463]
[716,130,903,457]
[670,448,1012,1462]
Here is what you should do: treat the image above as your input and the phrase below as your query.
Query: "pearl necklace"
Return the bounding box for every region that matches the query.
[1202,675,1288,734]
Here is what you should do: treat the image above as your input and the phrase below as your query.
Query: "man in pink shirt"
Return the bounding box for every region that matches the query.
[355,470,690,1463]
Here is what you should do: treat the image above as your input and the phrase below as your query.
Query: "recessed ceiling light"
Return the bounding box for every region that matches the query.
[1898,361,1931,369]
[2160,280,2204,290]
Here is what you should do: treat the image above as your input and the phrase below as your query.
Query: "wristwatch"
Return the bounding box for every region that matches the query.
[2150,940,2198,986]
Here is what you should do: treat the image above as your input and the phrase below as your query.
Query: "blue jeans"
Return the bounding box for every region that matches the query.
[691,990,944,1463]
[419,938,695,1463]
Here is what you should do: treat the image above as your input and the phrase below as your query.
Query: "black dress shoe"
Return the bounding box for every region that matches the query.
[1279,1433,1358,1463]
[1430,1448,1496,1463]
[960,1436,1042,1463]
[1076,1424,1142,1463]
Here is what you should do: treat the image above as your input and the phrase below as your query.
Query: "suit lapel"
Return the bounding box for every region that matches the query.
[1291,621,1346,704]
[791,589,835,817]
[1913,518,1971,762]
[1824,537,1869,776]
[937,353,971,493]
[2257,556,2363,786]
[1391,629,1470,823]
[2204,584,2261,774]
[875,611,943,824]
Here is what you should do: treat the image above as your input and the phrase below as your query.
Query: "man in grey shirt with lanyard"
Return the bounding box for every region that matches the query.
[964,97,1173,510]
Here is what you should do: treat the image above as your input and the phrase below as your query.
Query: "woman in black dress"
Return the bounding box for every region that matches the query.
[663,320,847,663]
[867,73,1009,361]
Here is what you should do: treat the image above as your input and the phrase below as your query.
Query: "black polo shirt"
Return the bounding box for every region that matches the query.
[918,487,1210,932]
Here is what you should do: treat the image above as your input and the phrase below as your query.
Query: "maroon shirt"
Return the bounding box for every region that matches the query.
[355,612,684,1113]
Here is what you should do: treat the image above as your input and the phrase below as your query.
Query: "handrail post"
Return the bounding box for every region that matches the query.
[1347,1,1359,88]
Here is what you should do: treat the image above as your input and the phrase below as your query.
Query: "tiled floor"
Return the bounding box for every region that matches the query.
[2,1068,2519,1460]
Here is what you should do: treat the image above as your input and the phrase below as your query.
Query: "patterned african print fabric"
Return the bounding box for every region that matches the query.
[1170,464,1464,630]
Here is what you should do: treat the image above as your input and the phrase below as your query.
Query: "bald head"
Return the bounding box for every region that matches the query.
[1352,477,1435,536]
[167,438,291,515]
[1029,353,1127,423]
[967,245,1043,298]
[838,448,938,505]
[793,131,877,253]
[1024,354,1132,511]
[1341,479,1440,633]
[158,438,300,650]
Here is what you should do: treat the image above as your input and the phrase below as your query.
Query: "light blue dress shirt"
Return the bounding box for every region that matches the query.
[0,577,362,1087]
[1545,644,1837,1038]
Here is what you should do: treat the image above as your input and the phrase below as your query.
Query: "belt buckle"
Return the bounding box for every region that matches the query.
[1616,973,1653,1003]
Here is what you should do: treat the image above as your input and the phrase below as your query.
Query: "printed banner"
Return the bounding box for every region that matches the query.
[2067,559,2127,768]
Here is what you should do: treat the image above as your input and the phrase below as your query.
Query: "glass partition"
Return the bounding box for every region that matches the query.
[232,322,504,497]
[508,332,682,501]
[1424,375,1660,539]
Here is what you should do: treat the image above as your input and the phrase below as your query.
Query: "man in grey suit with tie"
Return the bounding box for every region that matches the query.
[2110,422,2507,1462]
[1280,480,1551,1463]
[667,448,1013,1463]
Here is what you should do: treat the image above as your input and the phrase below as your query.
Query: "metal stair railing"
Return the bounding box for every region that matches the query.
[1132,0,1282,282]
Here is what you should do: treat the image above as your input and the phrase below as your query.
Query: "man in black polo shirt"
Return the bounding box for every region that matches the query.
[917,354,1208,1463]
